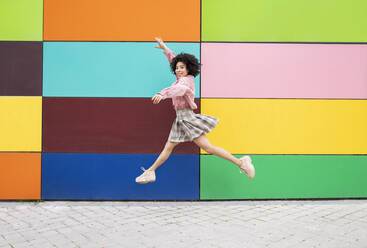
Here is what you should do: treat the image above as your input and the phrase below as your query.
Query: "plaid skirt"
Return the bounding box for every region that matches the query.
[168,108,219,142]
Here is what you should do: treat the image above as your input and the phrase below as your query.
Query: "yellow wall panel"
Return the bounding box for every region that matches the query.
[0,97,42,151]
[201,99,367,154]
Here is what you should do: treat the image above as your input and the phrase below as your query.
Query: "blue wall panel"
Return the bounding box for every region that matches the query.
[43,42,201,97]
[42,153,199,200]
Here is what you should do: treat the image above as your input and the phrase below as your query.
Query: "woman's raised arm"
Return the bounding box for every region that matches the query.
[154,37,176,63]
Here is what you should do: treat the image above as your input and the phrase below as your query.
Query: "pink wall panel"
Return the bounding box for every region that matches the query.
[201,43,367,99]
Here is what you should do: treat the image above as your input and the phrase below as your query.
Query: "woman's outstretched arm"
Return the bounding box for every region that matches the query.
[152,77,195,104]
[154,37,176,63]
[158,77,194,99]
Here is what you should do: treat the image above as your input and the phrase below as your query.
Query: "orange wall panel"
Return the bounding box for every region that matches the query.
[44,0,200,41]
[0,153,41,199]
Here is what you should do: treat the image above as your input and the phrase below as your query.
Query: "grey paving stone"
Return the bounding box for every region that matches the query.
[0,200,367,247]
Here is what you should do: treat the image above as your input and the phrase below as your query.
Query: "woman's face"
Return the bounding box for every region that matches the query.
[175,62,188,78]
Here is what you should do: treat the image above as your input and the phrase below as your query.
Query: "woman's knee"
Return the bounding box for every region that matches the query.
[203,144,215,154]
[194,134,213,153]
[198,141,214,154]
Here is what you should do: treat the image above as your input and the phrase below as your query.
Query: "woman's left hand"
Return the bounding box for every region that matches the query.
[152,94,163,104]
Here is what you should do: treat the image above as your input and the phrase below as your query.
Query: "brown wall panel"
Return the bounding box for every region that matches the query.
[0,42,42,96]
[43,98,200,154]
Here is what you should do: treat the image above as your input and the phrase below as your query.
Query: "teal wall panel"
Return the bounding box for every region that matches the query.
[43,42,200,97]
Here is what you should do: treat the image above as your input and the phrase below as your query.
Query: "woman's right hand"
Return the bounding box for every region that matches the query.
[152,94,164,104]
[154,37,167,50]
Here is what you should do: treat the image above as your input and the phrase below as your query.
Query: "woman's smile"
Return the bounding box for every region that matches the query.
[175,61,188,77]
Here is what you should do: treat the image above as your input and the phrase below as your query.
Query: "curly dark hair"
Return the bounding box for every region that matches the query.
[170,53,201,77]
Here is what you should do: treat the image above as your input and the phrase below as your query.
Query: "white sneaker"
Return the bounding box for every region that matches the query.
[136,167,156,184]
[239,156,255,179]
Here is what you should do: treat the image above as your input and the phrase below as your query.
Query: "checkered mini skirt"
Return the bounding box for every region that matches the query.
[168,108,219,142]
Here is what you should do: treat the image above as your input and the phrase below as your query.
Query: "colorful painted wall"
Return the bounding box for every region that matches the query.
[0,0,366,200]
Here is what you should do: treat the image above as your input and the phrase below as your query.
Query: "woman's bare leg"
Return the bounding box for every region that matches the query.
[193,133,242,167]
[147,141,179,171]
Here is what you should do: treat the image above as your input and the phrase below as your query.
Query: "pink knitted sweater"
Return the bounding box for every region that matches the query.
[158,48,198,111]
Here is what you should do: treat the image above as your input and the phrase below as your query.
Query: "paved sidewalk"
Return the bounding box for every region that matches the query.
[0,200,366,248]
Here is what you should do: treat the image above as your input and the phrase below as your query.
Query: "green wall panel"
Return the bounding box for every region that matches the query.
[200,155,367,199]
[0,0,43,41]
[202,0,367,42]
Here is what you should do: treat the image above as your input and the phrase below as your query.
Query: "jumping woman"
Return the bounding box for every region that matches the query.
[135,37,255,184]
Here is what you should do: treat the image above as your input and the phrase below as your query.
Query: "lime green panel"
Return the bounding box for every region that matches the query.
[202,0,367,42]
[200,155,367,199]
[0,0,43,41]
